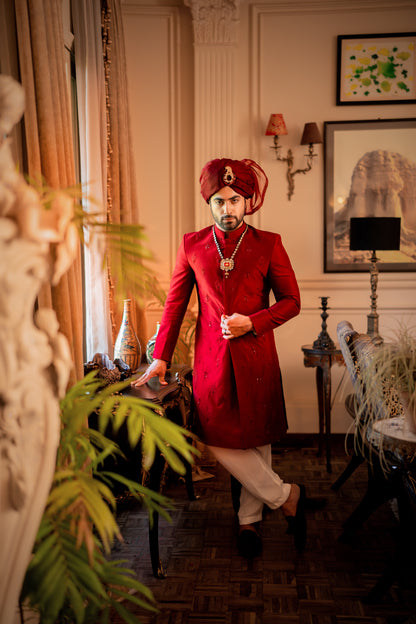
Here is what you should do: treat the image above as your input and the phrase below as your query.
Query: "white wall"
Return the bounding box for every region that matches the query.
[122,0,416,433]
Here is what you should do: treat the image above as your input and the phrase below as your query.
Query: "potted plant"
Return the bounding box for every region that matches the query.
[19,368,198,624]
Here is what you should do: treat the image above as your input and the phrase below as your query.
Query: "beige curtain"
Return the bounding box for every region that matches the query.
[101,0,147,354]
[15,0,84,383]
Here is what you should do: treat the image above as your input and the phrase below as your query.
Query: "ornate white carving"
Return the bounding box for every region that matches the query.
[185,0,240,44]
[0,74,74,624]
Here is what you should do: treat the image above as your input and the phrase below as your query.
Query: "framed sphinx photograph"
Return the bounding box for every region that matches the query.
[337,32,416,105]
[324,118,416,272]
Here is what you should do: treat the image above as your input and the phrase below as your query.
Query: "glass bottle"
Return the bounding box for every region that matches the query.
[146,322,160,364]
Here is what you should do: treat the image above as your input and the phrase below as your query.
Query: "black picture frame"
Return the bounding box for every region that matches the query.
[337,33,416,105]
[324,118,416,273]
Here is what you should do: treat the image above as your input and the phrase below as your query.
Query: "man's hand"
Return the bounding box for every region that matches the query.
[130,358,168,387]
[221,313,253,339]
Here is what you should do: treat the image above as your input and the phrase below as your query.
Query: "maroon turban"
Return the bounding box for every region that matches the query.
[199,158,269,215]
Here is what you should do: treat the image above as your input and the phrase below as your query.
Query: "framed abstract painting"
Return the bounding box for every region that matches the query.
[337,33,416,105]
[324,118,416,272]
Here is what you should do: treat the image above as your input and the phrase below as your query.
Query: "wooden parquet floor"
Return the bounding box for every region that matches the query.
[111,438,416,624]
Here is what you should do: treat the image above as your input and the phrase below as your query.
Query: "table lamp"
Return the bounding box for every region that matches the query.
[349,216,401,344]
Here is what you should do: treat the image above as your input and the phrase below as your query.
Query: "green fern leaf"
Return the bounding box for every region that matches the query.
[126,410,144,447]
[141,427,156,470]
[111,599,157,624]
[66,579,86,624]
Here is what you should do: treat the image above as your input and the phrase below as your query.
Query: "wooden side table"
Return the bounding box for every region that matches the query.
[123,364,196,578]
[301,345,344,472]
[88,364,196,578]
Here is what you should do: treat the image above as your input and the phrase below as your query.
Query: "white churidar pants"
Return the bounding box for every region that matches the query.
[208,444,292,525]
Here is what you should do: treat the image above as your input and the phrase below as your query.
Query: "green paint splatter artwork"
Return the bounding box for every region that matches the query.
[341,38,415,101]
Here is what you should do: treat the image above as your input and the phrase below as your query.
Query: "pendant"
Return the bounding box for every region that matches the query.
[220,258,234,277]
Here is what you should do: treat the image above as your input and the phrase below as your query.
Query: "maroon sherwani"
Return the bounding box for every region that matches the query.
[153,222,300,449]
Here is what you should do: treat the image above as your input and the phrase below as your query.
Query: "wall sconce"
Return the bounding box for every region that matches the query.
[349,216,401,345]
[265,113,323,200]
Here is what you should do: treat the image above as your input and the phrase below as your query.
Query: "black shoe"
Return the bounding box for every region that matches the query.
[237,528,262,559]
[286,492,325,535]
[285,484,307,552]
[304,496,327,511]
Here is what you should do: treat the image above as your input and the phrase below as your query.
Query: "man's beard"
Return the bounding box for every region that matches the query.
[214,214,244,231]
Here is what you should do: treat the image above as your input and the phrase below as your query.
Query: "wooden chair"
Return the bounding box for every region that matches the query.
[335,322,399,536]
[332,322,394,491]
[335,321,416,602]
[330,392,365,491]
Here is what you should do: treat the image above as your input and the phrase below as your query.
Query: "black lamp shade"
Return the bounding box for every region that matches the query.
[349,217,401,251]
[300,122,322,145]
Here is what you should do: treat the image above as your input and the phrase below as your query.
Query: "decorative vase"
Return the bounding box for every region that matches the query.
[146,322,160,364]
[114,299,142,371]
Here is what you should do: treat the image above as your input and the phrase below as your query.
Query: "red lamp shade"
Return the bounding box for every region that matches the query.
[265,114,288,136]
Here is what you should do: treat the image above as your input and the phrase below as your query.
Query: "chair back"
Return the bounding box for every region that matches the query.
[337,321,404,460]
[337,321,379,416]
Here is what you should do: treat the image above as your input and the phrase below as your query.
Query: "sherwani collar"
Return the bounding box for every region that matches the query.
[213,221,247,245]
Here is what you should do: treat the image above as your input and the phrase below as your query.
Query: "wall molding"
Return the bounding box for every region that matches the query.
[249,0,416,13]
[299,304,416,313]
[122,0,183,7]
[122,4,182,273]
[298,274,416,289]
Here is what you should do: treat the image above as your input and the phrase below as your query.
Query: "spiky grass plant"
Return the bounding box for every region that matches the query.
[20,372,198,624]
[353,325,416,472]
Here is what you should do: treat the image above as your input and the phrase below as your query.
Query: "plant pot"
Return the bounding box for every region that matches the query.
[400,391,416,434]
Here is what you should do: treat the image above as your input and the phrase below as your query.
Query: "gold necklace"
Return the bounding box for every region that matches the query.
[212,224,248,278]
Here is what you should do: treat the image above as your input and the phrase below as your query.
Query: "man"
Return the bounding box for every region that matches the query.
[132,157,305,557]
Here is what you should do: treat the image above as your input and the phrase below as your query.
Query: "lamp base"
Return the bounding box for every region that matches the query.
[367,313,383,346]
[366,252,383,346]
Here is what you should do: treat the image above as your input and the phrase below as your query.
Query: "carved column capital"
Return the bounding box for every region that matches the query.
[184,0,240,44]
